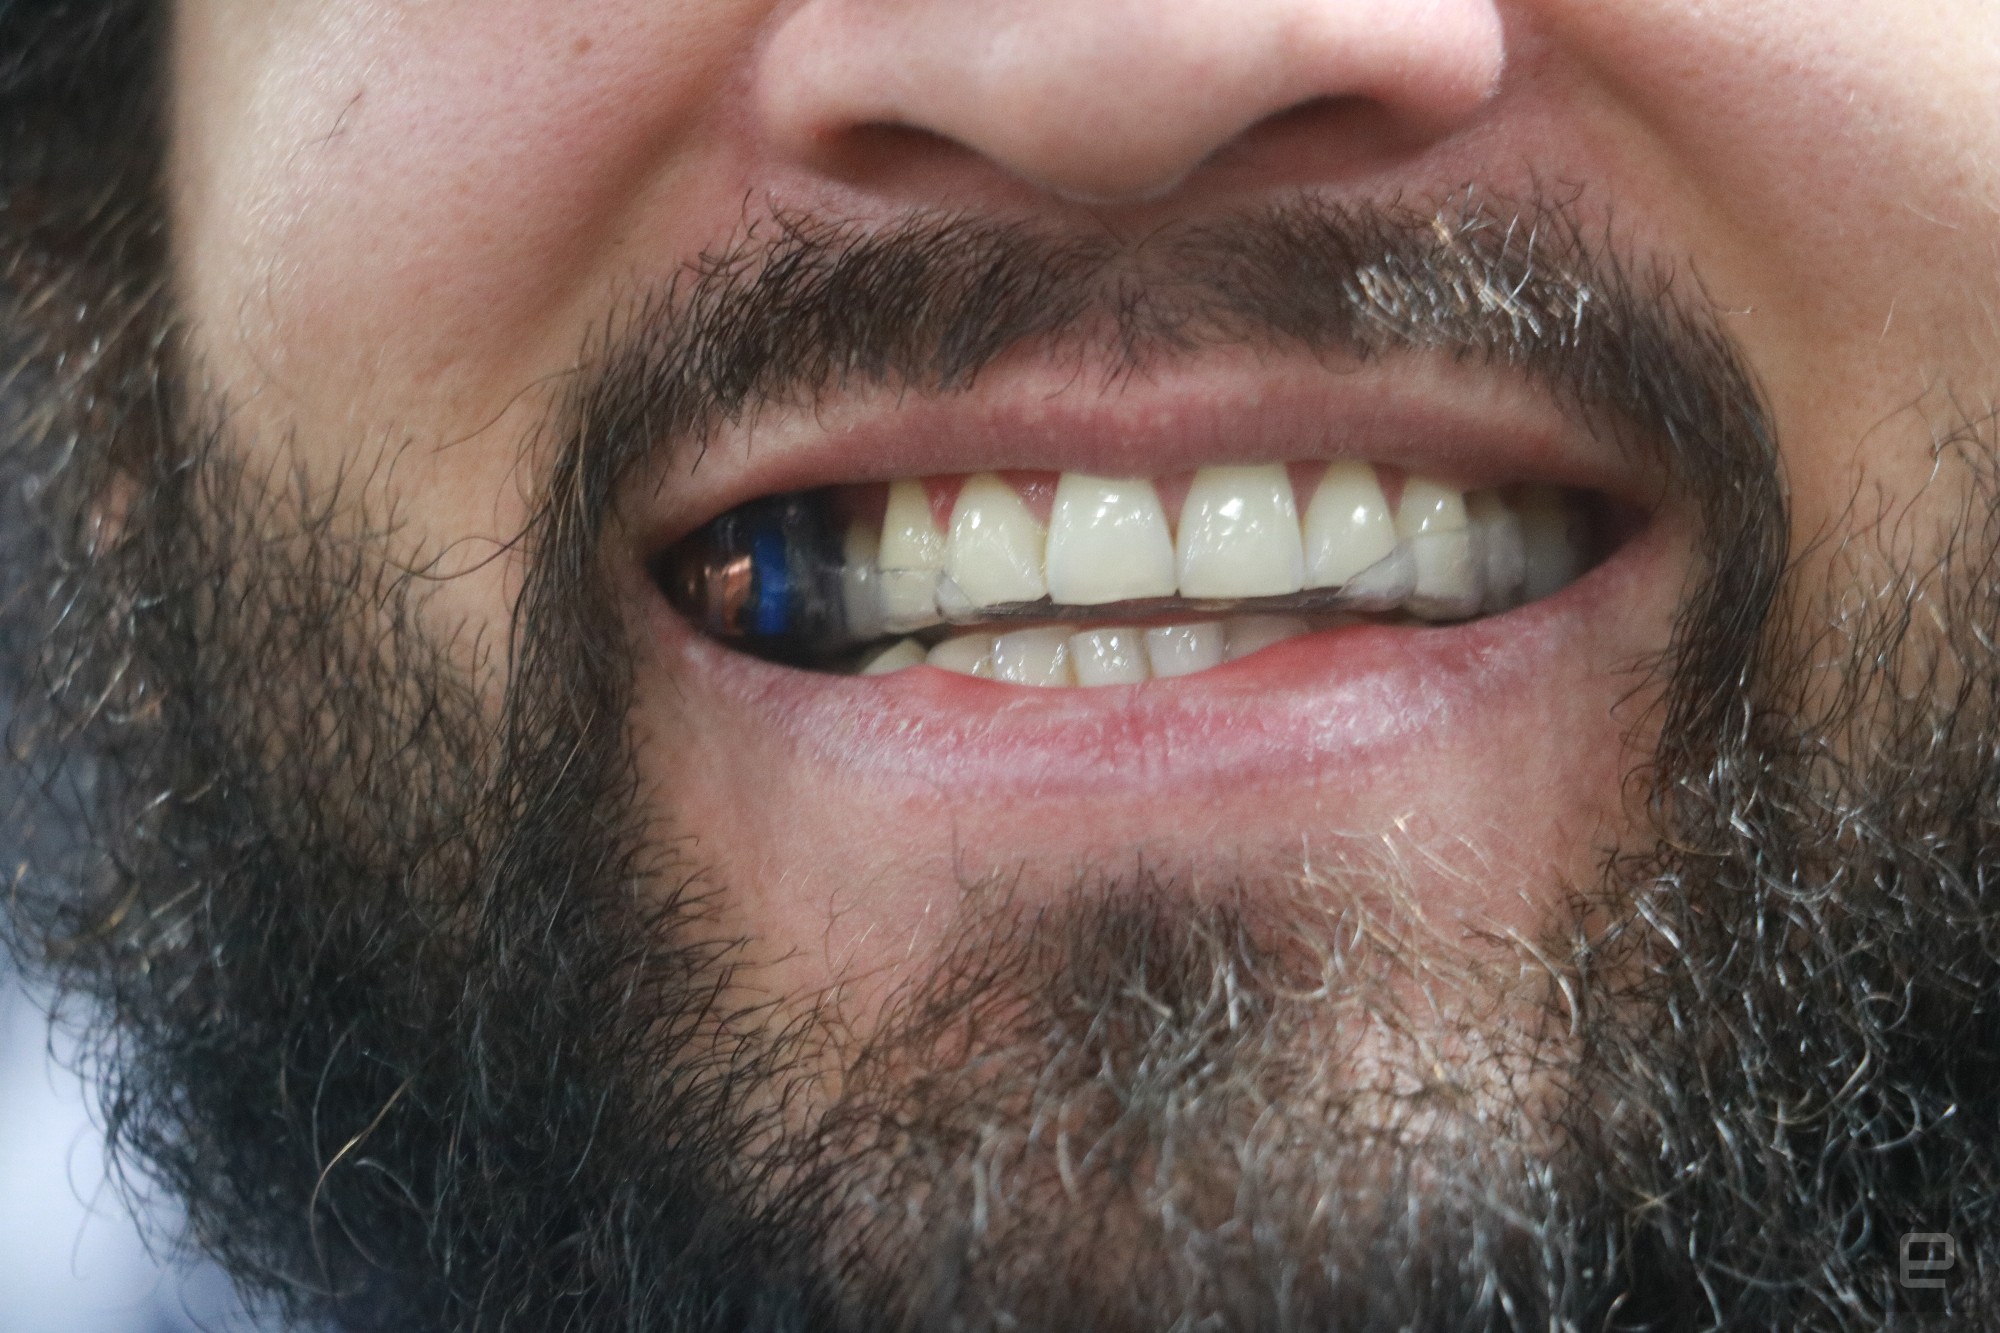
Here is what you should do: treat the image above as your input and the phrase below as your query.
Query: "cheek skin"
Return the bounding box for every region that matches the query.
[171,0,765,668]
[1545,1,2000,554]
[175,0,756,400]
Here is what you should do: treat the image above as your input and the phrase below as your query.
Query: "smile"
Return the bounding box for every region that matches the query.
[626,354,1672,828]
[639,332,1661,697]
[659,464,1605,685]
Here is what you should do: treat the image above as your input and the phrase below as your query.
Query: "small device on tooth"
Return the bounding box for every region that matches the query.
[654,491,854,659]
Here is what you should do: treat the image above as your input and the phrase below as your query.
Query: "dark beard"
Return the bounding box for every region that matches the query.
[6,193,2000,1332]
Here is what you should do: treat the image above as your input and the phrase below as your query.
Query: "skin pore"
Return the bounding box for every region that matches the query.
[6,1,2000,1329]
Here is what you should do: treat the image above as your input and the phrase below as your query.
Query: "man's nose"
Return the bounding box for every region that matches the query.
[755,0,1508,204]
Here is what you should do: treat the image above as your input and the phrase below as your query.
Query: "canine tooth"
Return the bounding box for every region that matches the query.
[1143,622,1226,678]
[841,518,887,640]
[1396,476,1479,620]
[992,626,1076,687]
[1517,487,1583,601]
[1303,462,1398,589]
[879,479,946,630]
[1467,490,1527,613]
[1045,474,1177,605]
[927,633,996,678]
[1069,626,1150,686]
[859,638,926,675]
[1223,615,1311,661]
[1394,475,1470,540]
[945,472,1048,607]
[1176,464,1306,599]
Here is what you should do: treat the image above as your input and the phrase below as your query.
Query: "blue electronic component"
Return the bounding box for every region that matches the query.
[656,489,851,661]
[750,524,792,637]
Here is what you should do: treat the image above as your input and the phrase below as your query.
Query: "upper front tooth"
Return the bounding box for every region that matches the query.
[1396,475,1479,619]
[944,472,1048,608]
[1044,474,1177,605]
[1302,461,1398,589]
[1176,464,1306,599]
[878,479,946,630]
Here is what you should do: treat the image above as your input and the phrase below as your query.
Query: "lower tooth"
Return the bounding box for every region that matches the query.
[1223,615,1310,661]
[1143,622,1226,678]
[992,626,1076,687]
[1069,627,1150,686]
[927,634,996,678]
[860,637,927,674]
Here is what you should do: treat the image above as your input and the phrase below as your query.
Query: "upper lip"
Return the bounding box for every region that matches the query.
[622,345,1657,562]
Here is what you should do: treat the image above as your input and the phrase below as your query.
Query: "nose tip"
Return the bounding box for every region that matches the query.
[757,0,1507,204]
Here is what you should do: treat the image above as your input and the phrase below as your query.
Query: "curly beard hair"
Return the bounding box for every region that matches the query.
[6,17,2000,1332]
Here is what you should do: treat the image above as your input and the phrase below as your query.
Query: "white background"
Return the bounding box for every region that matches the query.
[0,963,273,1333]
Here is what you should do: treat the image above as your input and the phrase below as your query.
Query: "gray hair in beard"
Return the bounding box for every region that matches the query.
[809,438,2000,1332]
[6,188,2000,1331]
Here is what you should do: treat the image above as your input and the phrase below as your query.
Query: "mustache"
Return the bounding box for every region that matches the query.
[539,191,1787,739]
[562,194,1766,462]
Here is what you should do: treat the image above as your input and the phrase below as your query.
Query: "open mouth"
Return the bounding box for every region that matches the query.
[626,362,1672,940]
[653,461,1614,686]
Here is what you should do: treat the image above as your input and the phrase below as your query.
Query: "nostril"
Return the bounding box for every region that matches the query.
[1252,94,1411,151]
[1168,94,1427,193]
[809,99,1437,207]
[756,0,1510,207]
[806,120,983,192]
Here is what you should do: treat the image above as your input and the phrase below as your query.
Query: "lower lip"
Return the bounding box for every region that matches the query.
[647,514,1665,799]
